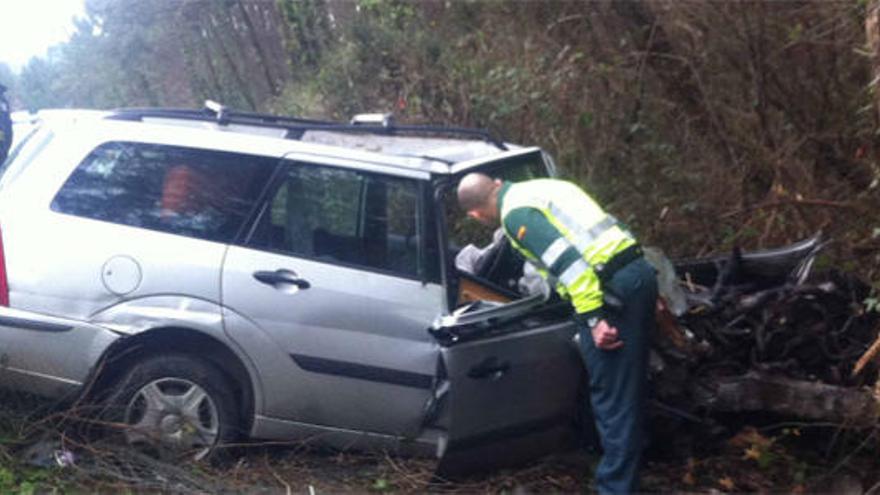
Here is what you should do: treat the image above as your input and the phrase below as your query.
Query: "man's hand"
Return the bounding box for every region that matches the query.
[592,319,624,350]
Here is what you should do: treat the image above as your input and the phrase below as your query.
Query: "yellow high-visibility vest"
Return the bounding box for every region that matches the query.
[500,179,635,314]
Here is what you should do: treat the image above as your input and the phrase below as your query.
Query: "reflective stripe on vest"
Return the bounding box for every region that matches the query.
[540,237,570,268]
[547,203,618,253]
[559,258,591,286]
[500,179,635,314]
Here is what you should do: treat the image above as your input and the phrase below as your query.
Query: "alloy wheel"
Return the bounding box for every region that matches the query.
[123,377,220,461]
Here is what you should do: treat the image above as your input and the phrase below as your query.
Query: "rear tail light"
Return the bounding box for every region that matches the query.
[0,224,8,306]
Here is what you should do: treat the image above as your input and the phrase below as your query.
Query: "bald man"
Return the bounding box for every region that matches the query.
[457,173,657,494]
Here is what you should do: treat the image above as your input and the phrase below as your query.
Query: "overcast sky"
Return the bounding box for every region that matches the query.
[0,0,86,71]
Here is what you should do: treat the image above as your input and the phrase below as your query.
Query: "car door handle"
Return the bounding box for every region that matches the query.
[467,357,510,380]
[253,269,311,289]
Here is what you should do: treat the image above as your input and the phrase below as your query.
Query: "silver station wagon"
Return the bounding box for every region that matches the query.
[0,104,582,468]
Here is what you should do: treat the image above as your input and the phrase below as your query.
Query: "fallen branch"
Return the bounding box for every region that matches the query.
[694,372,880,427]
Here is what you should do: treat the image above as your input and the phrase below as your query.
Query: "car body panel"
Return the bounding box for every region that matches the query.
[3,211,228,320]
[440,320,581,439]
[222,244,444,437]
[0,208,229,394]
[435,317,582,469]
[0,305,120,398]
[88,296,226,336]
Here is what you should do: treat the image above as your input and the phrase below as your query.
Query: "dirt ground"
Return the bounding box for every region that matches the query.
[27,425,874,493]
[2,391,880,493]
[201,426,879,494]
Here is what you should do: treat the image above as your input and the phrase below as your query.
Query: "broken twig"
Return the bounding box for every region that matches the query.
[852,324,880,378]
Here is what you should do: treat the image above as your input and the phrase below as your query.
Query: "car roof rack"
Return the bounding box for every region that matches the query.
[106,101,508,151]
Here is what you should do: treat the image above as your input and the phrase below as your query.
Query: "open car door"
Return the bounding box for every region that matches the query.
[432,296,583,473]
[431,148,584,473]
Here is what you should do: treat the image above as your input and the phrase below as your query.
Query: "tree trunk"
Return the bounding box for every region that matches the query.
[236,0,280,96]
[194,22,225,101]
[866,1,880,123]
[204,13,257,110]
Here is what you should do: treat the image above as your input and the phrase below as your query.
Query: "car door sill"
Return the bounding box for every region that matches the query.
[251,414,443,458]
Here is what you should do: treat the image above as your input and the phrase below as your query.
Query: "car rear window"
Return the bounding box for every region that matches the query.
[51,141,276,243]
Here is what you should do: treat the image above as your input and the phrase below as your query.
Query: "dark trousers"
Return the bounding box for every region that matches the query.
[576,258,657,494]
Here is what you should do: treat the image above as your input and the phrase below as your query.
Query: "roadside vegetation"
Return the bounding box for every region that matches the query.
[0,1,877,283]
[1,0,880,492]
[0,387,879,493]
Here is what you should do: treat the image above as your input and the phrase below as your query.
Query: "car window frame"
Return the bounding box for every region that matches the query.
[240,158,438,283]
[435,150,557,312]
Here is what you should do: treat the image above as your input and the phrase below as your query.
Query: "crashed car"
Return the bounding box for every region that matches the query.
[1,102,876,467]
[0,104,583,465]
[651,237,880,429]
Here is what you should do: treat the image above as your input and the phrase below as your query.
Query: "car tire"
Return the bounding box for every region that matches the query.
[102,353,240,462]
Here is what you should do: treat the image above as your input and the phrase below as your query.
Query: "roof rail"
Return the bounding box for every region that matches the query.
[105,101,508,150]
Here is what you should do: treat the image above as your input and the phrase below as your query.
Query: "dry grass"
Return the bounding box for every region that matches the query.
[2,388,880,494]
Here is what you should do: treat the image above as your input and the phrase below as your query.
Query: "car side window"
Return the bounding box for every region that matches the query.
[249,162,421,278]
[51,141,276,243]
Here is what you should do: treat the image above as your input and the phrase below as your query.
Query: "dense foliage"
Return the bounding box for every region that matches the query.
[2,0,878,292]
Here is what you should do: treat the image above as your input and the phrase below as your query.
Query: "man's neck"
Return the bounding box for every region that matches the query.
[496,181,512,217]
